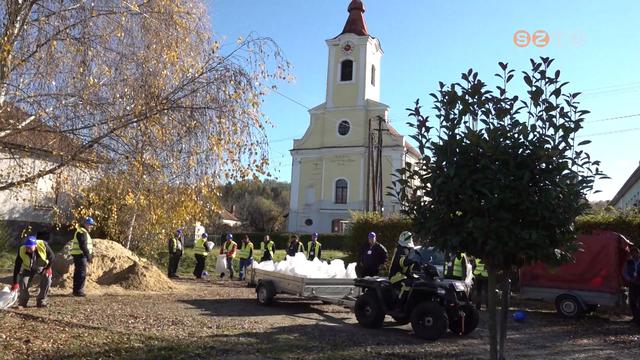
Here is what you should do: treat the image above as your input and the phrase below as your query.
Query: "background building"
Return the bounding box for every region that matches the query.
[288,1,419,234]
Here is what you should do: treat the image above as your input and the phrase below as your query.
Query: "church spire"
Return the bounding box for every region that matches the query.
[340,0,369,37]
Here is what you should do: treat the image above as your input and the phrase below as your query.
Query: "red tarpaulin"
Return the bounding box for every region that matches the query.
[520,231,632,294]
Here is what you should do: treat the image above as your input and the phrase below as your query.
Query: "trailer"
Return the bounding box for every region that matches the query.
[519,230,632,318]
[249,268,360,308]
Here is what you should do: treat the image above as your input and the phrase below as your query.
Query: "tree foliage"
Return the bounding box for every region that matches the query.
[391,58,606,359]
[218,180,290,232]
[1,1,290,191]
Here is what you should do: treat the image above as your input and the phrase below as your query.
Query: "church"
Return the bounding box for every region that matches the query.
[287,0,420,234]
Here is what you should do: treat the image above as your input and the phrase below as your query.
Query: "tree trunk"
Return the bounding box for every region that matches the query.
[498,276,511,359]
[488,266,498,360]
[126,211,137,250]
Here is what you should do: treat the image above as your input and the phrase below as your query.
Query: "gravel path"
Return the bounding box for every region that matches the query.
[1,277,639,359]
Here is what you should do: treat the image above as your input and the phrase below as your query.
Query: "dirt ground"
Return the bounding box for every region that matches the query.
[1,275,639,360]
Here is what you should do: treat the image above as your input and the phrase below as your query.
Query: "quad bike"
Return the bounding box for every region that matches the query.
[353,264,479,340]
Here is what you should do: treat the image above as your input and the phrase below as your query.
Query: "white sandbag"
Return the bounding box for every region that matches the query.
[346,262,357,279]
[205,241,215,252]
[0,289,17,310]
[215,254,227,274]
[329,259,347,278]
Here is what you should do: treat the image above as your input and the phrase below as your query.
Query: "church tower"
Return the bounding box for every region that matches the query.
[288,1,419,234]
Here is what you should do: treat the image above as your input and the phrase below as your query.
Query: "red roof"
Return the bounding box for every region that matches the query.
[340,0,369,37]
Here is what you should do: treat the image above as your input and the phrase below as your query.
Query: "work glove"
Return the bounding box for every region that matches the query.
[43,268,53,278]
[10,283,19,292]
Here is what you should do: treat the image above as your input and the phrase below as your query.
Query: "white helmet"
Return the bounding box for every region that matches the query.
[398,231,415,248]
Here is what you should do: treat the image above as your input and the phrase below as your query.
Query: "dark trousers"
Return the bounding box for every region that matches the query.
[630,284,640,322]
[168,251,182,277]
[18,269,51,306]
[474,277,488,309]
[193,254,206,278]
[72,255,88,294]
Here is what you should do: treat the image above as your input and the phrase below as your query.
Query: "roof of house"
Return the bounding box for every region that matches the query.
[221,209,241,223]
[0,104,83,160]
[340,0,369,37]
[610,162,640,206]
[386,122,421,159]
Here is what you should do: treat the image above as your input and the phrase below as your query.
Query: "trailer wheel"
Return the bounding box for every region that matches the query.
[449,304,479,336]
[257,281,276,306]
[411,302,448,340]
[354,291,385,329]
[555,294,584,319]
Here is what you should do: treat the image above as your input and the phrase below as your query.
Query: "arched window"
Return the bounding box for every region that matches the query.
[335,179,348,204]
[338,120,350,136]
[371,65,376,86]
[340,60,353,82]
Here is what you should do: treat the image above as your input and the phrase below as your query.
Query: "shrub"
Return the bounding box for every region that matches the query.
[576,208,640,245]
[346,212,413,263]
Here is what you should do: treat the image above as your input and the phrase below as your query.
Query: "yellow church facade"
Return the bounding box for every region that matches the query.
[288,1,419,234]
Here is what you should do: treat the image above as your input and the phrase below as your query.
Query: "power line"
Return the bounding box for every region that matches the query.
[577,127,640,138]
[586,113,640,123]
[271,88,310,110]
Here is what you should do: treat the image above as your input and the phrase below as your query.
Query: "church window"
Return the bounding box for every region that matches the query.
[304,218,313,226]
[335,179,348,204]
[340,59,353,82]
[371,65,376,86]
[332,219,345,233]
[338,120,351,136]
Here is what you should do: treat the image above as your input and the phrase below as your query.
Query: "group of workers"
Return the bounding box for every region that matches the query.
[357,230,489,310]
[166,231,324,282]
[10,216,95,308]
[7,220,639,323]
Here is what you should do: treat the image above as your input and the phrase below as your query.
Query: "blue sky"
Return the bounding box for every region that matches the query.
[207,0,640,201]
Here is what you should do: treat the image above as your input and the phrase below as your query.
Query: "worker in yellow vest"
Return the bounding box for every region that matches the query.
[167,228,184,278]
[11,235,55,308]
[388,231,419,305]
[307,232,322,261]
[260,235,276,262]
[220,233,237,280]
[286,235,304,257]
[192,233,209,279]
[445,252,469,281]
[71,217,95,297]
[472,257,489,310]
[237,234,254,281]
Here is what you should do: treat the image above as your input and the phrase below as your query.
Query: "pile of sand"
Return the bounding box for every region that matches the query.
[51,239,177,293]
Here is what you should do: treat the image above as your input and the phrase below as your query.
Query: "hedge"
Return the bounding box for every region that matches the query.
[576,209,640,245]
[346,212,414,263]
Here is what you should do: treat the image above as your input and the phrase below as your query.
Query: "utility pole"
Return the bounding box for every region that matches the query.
[377,115,384,214]
[366,115,387,214]
[365,118,371,212]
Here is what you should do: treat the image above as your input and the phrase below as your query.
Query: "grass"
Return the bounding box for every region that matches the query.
[156,247,350,276]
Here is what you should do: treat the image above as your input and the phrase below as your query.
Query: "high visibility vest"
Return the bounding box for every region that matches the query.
[237,241,253,259]
[194,238,208,256]
[224,240,237,258]
[19,240,48,270]
[473,259,488,278]
[452,254,466,278]
[71,227,93,256]
[307,241,321,260]
[169,237,178,253]
[261,241,275,258]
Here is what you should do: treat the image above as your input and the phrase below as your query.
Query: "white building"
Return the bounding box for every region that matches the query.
[287,1,419,234]
[610,162,640,210]
[0,104,91,240]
